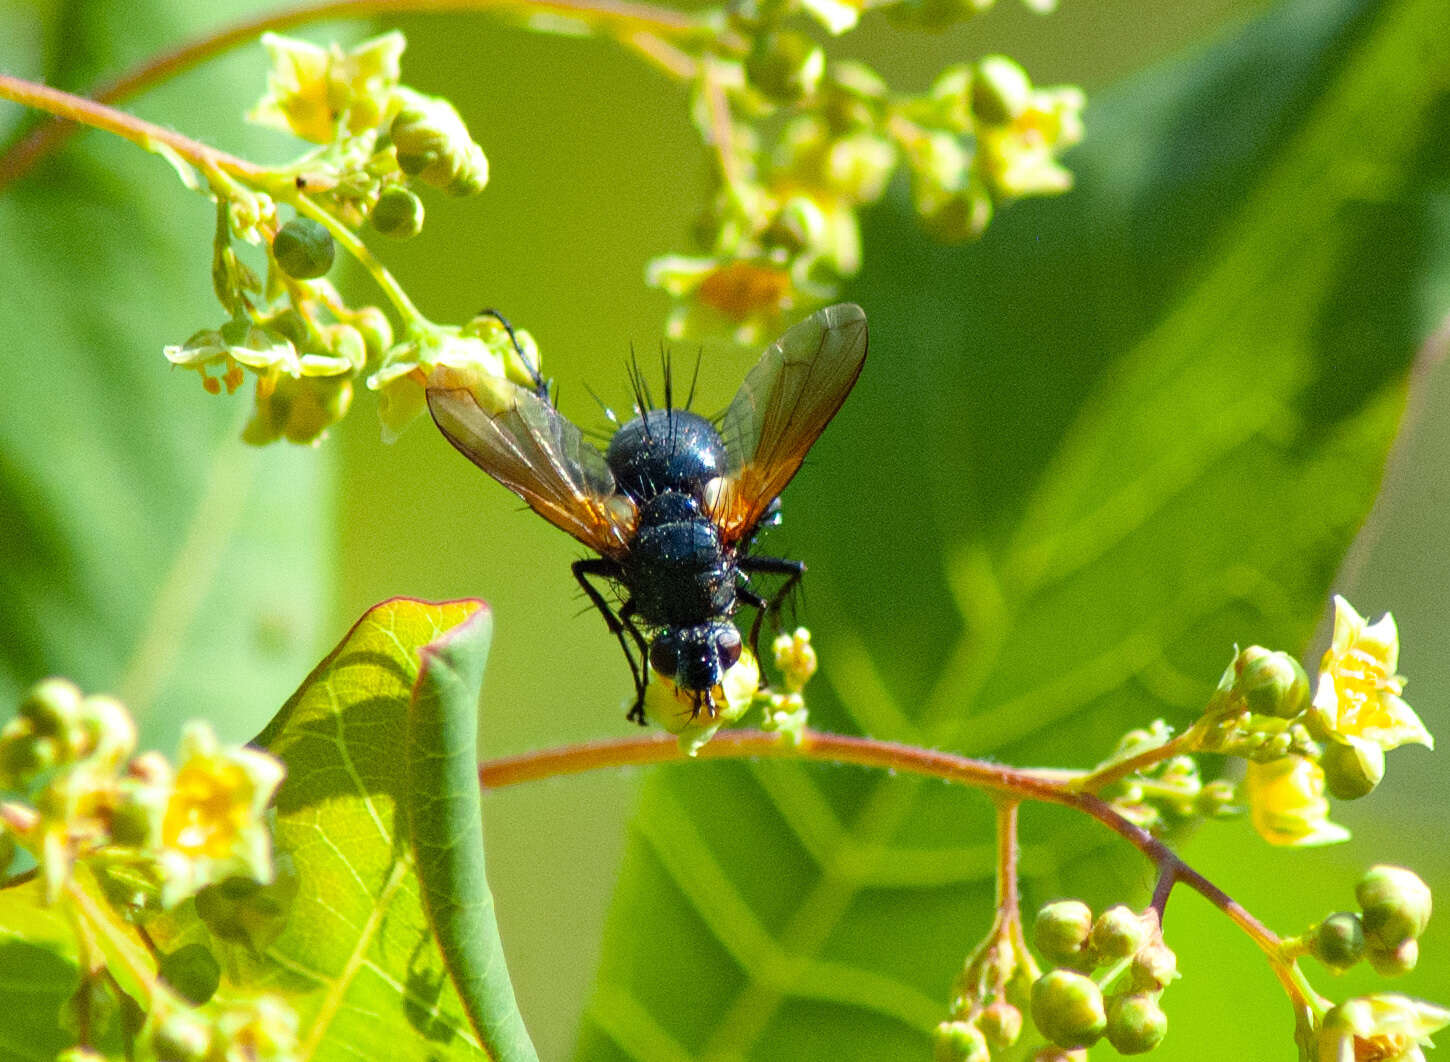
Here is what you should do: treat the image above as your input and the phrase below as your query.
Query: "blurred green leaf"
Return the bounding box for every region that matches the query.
[150,598,536,1061]
[0,0,332,753]
[578,0,1450,1058]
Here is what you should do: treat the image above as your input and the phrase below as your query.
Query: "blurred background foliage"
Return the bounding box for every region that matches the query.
[1,0,1448,1058]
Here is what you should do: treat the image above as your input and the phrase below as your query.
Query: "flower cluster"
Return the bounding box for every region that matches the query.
[163,33,509,445]
[1210,597,1431,847]
[0,678,283,911]
[1028,902,1175,1056]
[650,51,1083,341]
[935,904,1039,1062]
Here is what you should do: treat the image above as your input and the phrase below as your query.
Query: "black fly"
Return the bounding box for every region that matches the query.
[426,303,868,724]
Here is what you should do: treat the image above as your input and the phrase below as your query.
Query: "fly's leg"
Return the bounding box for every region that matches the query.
[573,558,651,725]
[736,555,806,670]
[479,307,550,401]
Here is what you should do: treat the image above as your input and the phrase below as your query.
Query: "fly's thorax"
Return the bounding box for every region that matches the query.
[605,409,728,502]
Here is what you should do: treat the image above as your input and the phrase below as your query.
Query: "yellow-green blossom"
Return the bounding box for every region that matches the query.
[1317,995,1450,1062]
[772,628,818,693]
[249,31,406,144]
[155,723,284,909]
[367,329,509,441]
[644,649,761,755]
[648,255,824,344]
[1311,596,1432,753]
[975,81,1084,200]
[1245,756,1350,847]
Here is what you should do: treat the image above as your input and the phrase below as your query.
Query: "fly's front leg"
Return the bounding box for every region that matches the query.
[573,558,651,725]
[736,555,805,668]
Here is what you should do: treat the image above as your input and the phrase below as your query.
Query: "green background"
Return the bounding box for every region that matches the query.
[2,0,1448,1058]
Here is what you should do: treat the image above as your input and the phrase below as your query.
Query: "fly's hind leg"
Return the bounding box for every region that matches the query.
[737,555,805,667]
[572,558,651,725]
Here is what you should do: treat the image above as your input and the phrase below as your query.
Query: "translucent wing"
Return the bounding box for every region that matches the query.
[715,303,868,544]
[427,368,636,557]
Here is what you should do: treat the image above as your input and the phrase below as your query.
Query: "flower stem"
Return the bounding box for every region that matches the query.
[0,74,265,181]
[0,0,740,188]
[479,727,1286,959]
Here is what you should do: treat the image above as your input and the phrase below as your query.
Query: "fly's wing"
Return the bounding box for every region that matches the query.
[715,303,868,544]
[427,368,636,557]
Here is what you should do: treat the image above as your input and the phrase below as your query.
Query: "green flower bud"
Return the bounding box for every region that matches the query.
[979,1000,1023,1047]
[370,185,425,238]
[1034,900,1094,967]
[1321,739,1385,800]
[391,90,489,196]
[1311,912,1366,972]
[158,942,222,1005]
[932,1019,989,1062]
[79,694,135,769]
[1357,866,1432,949]
[348,306,395,362]
[1105,992,1168,1055]
[745,31,825,105]
[971,55,1032,126]
[150,1007,214,1062]
[885,0,981,32]
[1130,942,1178,992]
[1235,647,1311,719]
[1031,970,1107,1049]
[1091,905,1148,962]
[194,864,299,953]
[1368,937,1419,976]
[19,677,84,739]
[1195,778,1238,817]
[272,218,335,279]
[922,186,994,244]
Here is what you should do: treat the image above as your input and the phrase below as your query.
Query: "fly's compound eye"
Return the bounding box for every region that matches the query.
[650,634,681,678]
[715,626,742,670]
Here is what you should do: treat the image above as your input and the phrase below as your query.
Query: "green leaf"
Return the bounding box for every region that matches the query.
[151,598,536,1061]
[578,0,1450,1058]
[0,0,332,754]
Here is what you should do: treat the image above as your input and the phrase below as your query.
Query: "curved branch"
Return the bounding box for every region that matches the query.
[0,0,731,188]
[478,726,1284,958]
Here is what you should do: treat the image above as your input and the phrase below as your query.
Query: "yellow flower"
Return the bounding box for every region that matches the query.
[1245,756,1350,847]
[1311,596,1432,753]
[249,31,406,144]
[644,648,761,756]
[156,723,284,908]
[1317,995,1450,1062]
[975,83,1085,200]
[366,328,509,441]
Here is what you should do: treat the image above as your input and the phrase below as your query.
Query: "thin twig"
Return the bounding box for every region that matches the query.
[478,726,1285,958]
[0,0,738,187]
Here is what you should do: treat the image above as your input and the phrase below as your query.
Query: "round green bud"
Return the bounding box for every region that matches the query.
[971,56,1032,126]
[19,676,84,737]
[1357,865,1433,949]
[1321,739,1384,800]
[1105,992,1168,1054]
[370,186,425,239]
[1310,911,1365,972]
[745,31,825,105]
[1091,906,1148,963]
[1130,942,1178,992]
[391,93,489,196]
[273,218,335,279]
[158,942,222,1005]
[1367,936,1419,977]
[932,1019,989,1062]
[150,1008,213,1062]
[922,186,994,244]
[979,1000,1023,1048]
[348,306,395,362]
[1235,647,1311,719]
[1031,970,1107,1049]
[194,864,299,953]
[1034,900,1095,967]
[884,0,976,32]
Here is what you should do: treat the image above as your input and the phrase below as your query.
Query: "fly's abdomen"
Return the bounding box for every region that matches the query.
[626,512,734,627]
